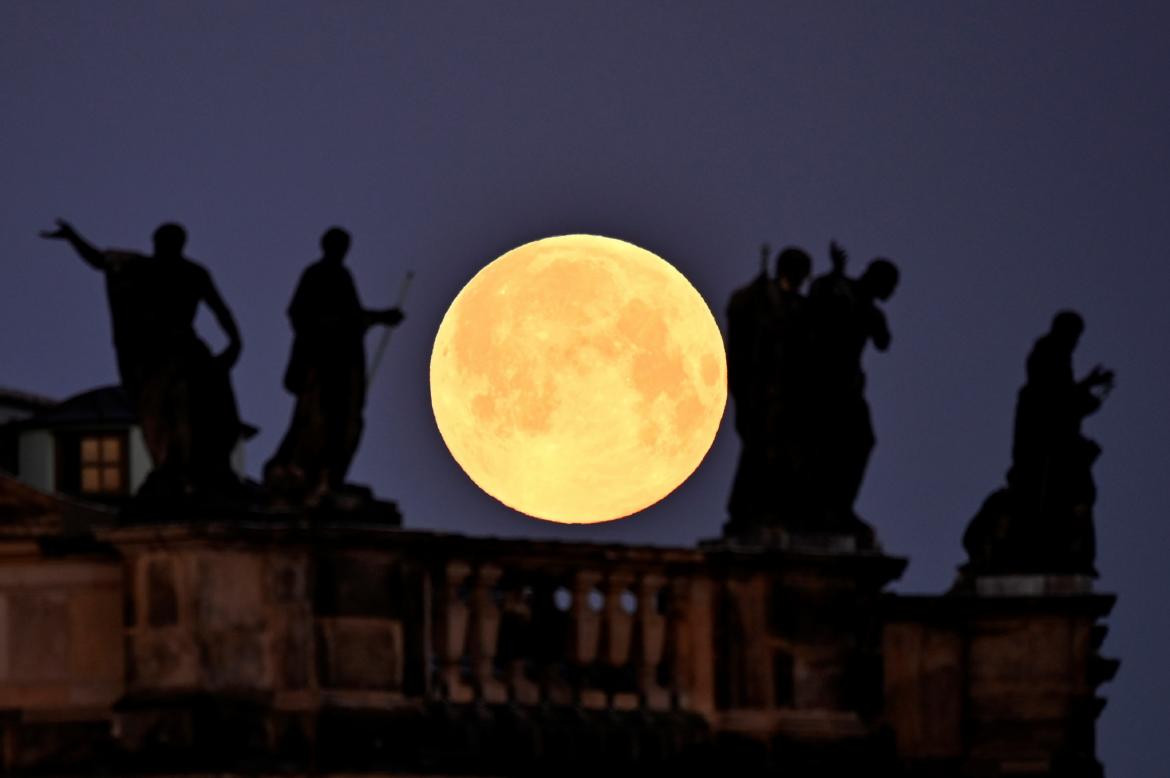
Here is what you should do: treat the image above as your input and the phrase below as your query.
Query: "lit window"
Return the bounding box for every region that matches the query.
[79,433,125,495]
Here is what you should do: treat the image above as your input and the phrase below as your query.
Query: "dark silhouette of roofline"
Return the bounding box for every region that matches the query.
[0,387,57,413]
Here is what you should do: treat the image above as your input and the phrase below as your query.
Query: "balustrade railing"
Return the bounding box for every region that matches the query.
[423,539,711,714]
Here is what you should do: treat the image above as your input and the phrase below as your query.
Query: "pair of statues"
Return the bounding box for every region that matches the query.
[727,241,1113,574]
[725,242,898,545]
[41,220,404,506]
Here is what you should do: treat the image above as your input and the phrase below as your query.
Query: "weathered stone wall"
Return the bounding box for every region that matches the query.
[884,589,1117,777]
[0,477,1119,776]
[0,547,123,711]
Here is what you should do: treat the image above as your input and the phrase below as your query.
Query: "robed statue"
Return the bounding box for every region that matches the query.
[805,244,899,539]
[264,227,405,504]
[963,311,1113,575]
[40,219,246,499]
[725,245,814,533]
[724,241,898,546]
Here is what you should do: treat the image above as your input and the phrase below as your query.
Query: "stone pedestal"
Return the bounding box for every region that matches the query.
[884,577,1118,778]
[703,540,907,772]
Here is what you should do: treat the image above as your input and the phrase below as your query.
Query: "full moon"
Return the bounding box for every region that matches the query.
[430,235,727,524]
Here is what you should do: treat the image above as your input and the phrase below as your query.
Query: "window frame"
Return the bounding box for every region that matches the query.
[54,427,131,500]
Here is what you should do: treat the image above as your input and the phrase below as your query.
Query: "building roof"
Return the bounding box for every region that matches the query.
[0,470,114,533]
[28,385,137,427]
[0,386,57,414]
[14,384,258,438]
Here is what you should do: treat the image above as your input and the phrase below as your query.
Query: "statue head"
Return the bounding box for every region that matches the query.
[861,258,899,301]
[321,227,351,262]
[1051,310,1085,349]
[775,247,811,292]
[152,223,187,259]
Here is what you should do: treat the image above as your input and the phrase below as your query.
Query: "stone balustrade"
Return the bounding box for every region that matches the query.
[0,483,1118,776]
[428,545,713,714]
[104,522,716,719]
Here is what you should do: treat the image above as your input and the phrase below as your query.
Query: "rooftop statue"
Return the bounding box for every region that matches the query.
[40,219,246,500]
[725,244,814,534]
[805,244,899,543]
[724,241,898,547]
[963,311,1114,575]
[264,227,405,506]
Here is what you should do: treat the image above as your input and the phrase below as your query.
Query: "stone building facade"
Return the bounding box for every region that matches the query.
[0,472,1116,776]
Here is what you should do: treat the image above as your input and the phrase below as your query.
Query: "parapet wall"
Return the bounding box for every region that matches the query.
[0,480,1117,776]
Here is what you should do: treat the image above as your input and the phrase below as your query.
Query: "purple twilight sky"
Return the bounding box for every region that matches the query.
[2,2,1168,772]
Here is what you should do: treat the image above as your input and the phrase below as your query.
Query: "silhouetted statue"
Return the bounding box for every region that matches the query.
[40,219,245,498]
[805,242,899,540]
[265,227,405,504]
[963,311,1114,575]
[725,245,814,534]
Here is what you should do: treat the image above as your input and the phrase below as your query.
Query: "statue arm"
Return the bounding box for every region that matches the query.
[829,240,848,274]
[1076,365,1114,415]
[39,219,107,270]
[870,308,892,351]
[363,307,405,329]
[202,275,243,369]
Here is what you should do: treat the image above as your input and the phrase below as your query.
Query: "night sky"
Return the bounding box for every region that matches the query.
[2,3,1168,772]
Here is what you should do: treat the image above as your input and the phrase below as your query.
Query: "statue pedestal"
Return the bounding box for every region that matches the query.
[712,514,879,553]
[959,573,1096,597]
[700,537,907,771]
[707,526,861,553]
[885,569,1117,777]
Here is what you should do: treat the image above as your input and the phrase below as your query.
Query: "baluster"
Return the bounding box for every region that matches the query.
[503,583,540,705]
[666,577,693,708]
[572,570,604,708]
[470,564,506,702]
[437,560,473,702]
[636,573,669,709]
[605,571,636,666]
[605,570,637,710]
[540,581,574,706]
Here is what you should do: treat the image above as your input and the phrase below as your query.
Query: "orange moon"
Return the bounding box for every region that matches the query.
[430,235,727,524]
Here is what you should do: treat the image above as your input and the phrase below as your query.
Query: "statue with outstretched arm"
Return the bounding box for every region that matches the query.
[40,218,246,499]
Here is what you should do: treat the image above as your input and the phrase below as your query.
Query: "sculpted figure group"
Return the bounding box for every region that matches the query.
[38,216,1113,573]
[726,240,1112,574]
[41,220,405,508]
[725,241,898,546]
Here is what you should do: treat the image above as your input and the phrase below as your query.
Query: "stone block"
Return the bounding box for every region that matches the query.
[882,621,963,759]
[9,591,68,682]
[127,629,199,688]
[146,557,178,627]
[192,553,265,630]
[68,586,123,682]
[317,618,403,690]
[198,628,268,689]
[314,553,400,618]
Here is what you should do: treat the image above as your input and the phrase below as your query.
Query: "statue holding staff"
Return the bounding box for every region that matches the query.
[265,227,407,504]
[725,244,815,533]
